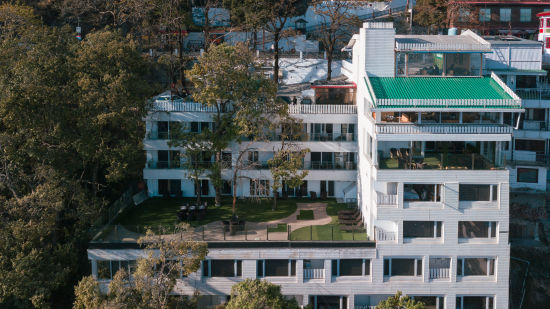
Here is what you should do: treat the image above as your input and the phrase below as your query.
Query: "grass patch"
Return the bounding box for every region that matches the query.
[267,223,287,233]
[290,224,367,241]
[296,210,314,220]
[113,197,300,231]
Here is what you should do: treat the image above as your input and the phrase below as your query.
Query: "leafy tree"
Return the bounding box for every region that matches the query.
[269,117,309,210]
[225,279,300,309]
[73,224,207,309]
[0,4,155,308]
[311,0,362,80]
[186,43,281,212]
[376,291,425,309]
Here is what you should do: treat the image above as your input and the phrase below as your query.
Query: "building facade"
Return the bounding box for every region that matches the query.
[85,22,540,309]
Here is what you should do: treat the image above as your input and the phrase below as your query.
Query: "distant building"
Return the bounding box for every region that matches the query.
[454,0,550,37]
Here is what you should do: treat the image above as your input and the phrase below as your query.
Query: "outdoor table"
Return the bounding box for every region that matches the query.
[180,205,187,210]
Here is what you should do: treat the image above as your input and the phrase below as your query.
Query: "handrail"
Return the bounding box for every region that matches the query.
[375,123,513,134]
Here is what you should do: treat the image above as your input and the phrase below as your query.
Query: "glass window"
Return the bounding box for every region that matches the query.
[458,8,470,22]
[500,8,511,22]
[479,8,491,22]
[340,259,363,276]
[391,259,416,276]
[520,8,532,22]
[403,221,440,238]
[458,221,496,238]
[517,168,539,183]
[265,260,294,277]
[210,260,238,277]
[404,184,441,202]
[421,112,440,123]
[459,184,498,201]
[97,260,111,280]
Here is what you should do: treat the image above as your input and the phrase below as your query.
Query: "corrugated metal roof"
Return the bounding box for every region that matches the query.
[369,77,513,100]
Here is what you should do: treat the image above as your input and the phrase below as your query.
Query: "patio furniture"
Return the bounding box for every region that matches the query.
[390,148,398,159]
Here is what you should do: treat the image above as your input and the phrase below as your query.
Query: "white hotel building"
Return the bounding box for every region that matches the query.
[87,22,528,309]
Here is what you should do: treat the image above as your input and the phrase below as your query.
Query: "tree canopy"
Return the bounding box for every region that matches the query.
[0,4,155,308]
[225,279,300,309]
[375,291,425,309]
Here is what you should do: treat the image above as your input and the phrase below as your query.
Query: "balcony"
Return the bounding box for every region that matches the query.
[375,123,513,135]
[150,101,357,114]
[146,161,213,169]
[288,104,356,114]
[429,267,450,279]
[379,153,502,170]
[376,192,397,206]
[516,89,550,101]
[303,268,325,280]
[374,227,396,242]
[309,133,356,142]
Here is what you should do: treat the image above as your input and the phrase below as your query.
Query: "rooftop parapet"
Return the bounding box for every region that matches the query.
[395,30,491,53]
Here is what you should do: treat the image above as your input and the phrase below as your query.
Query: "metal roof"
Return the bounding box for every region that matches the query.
[395,31,491,52]
[365,75,522,109]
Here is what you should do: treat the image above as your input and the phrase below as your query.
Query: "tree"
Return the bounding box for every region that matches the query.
[268,116,309,210]
[73,224,207,309]
[225,279,300,309]
[376,291,425,309]
[186,43,280,210]
[239,0,308,84]
[413,0,477,33]
[0,4,155,308]
[311,0,362,80]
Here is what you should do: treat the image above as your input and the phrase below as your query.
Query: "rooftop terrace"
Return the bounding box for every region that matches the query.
[91,198,368,244]
[365,73,522,109]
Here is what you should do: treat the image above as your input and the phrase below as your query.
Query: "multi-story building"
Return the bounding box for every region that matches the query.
[87,22,522,309]
[453,0,550,37]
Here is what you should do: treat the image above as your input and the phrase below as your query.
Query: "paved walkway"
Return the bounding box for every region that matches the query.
[96,202,333,242]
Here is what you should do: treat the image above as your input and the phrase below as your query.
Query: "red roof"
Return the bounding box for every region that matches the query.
[537,11,550,17]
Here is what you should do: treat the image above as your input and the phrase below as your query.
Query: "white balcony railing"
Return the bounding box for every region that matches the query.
[376,192,397,206]
[375,227,396,241]
[375,124,513,135]
[429,268,450,279]
[288,104,357,114]
[355,306,377,309]
[304,268,325,279]
[151,101,357,114]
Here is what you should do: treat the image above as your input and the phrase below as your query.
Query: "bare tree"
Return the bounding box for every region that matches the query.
[311,0,363,80]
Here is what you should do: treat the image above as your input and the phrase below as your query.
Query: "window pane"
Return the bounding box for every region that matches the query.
[463,296,487,309]
[340,259,363,276]
[459,221,489,238]
[391,259,415,276]
[384,259,389,276]
[500,8,511,22]
[257,260,264,277]
[331,260,338,276]
[236,260,242,277]
[464,258,488,276]
[265,260,289,277]
[97,260,111,280]
[517,168,539,183]
[459,184,491,201]
[404,221,434,238]
[211,260,235,277]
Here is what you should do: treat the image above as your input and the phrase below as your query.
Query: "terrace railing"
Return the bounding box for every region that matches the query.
[288,104,357,114]
[304,268,325,279]
[375,123,513,135]
[375,227,396,241]
[376,192,397,206]
[430,267,450,279]
[92,223,369,243]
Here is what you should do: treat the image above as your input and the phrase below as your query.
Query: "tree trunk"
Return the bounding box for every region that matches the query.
[273,31,280,84]
[178,28,188,96]
[327,47,333,81]
[203,6,210,52]
[195,178,202,205]
[272,189,278,211]
[214,151,222,207]
[232,172,238,216]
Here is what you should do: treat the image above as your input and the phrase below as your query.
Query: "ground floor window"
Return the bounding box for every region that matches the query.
[250,179,270,196]
[456,296,494,309]
[410,296,444,309]
[308,295,347,309]
[320,180,334,197]
[158,179,181,196]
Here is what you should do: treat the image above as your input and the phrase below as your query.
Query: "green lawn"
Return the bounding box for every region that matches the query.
[297,210,314,220]
[290,202,368,240]
[114,197,300,230]
[267,223,288,233]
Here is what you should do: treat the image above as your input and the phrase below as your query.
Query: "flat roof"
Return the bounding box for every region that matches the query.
[366,76,521,109]
[395,32,491,52]
[483,35,542,46]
